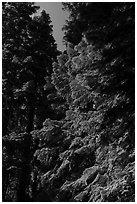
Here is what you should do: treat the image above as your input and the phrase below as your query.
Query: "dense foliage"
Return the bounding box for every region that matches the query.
[2,2,134,202]
[2,2,58,201]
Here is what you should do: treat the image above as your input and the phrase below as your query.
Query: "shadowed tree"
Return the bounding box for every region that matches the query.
[2,3,58,201]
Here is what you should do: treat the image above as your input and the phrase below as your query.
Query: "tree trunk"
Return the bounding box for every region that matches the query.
[17,90,36,201]
[2,171,9,201]
[2,108,11,136]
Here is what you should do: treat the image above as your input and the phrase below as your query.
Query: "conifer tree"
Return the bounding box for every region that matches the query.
[63,2,135,148]
[31,3,134,201]
[2,3,58,201]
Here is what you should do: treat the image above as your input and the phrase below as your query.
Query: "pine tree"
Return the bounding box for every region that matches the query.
[63,1,135,149]
[33,3,135,201]
[2,3,58,201]
[2,2,39,135]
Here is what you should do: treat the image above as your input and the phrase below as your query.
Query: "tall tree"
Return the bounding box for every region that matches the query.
[31,3,135,201]
[63,2,135,147]
[31,36,134,202]
[2,2,39,135]
[2,3,58,201]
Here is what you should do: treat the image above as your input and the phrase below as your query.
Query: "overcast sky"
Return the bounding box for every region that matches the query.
[36,2,69,51]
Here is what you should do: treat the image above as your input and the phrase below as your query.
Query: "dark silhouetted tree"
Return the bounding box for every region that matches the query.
[2,3,58,201]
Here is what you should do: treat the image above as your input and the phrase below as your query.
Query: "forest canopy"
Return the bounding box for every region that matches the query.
[2,2,135,202]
